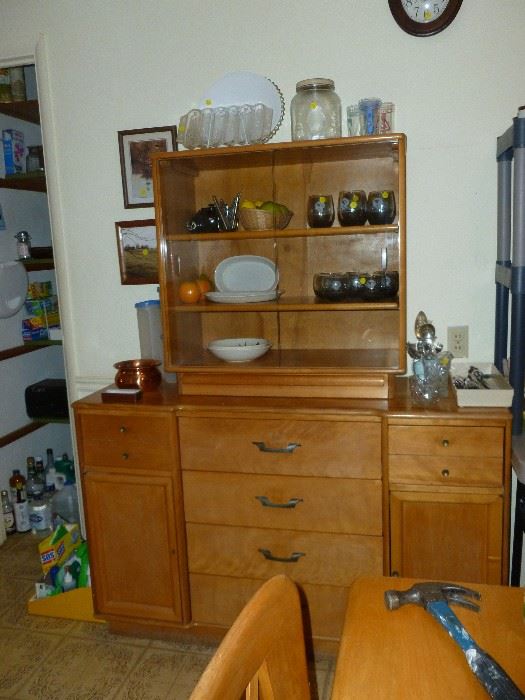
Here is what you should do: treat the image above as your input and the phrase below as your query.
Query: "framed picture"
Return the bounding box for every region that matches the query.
[118,126,177,208]
[115,219,158,284]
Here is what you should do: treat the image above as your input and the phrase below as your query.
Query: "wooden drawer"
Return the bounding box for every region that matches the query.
[78,411,175,470]
[186,523,383,587]
[190,573,349,640]
[178,416,381,478]
[389,455,502,487]
[388,425,503,458]
[183,471,382,535]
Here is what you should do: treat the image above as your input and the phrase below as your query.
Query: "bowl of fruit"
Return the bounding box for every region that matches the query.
[239,199,292,231]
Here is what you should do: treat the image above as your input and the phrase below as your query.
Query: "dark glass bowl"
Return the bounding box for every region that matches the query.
[313,273,349,301]
[357,271,399,300]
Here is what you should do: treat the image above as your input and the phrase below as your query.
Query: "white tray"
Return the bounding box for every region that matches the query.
[451,362,513,407]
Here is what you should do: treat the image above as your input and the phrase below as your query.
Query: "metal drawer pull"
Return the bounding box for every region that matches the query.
[256,496,303,509]
[441,469,450,478]
[442,439,449,447]
[252,441,301,454]
[119,426,127,433]
[258,548,305,563]
[121,452,129,460]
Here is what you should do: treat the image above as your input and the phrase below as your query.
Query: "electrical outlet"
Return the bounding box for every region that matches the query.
[448,325,469,358]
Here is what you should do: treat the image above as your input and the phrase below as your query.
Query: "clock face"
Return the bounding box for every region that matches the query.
[402,0,450,24]
[389,0,462,36]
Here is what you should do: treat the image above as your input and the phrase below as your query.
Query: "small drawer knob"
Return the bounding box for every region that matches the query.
[442,439,449,447]
[441,468,450,478]
[121,452,129,460]
[119,426,127,433]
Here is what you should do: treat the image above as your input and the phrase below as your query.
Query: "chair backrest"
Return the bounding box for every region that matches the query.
[189,575,311,700]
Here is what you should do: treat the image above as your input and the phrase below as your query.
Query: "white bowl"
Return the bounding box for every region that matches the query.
[208,338,271,362]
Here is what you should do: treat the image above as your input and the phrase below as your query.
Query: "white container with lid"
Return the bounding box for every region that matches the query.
[290,78,342,141]
[135,299,177,382]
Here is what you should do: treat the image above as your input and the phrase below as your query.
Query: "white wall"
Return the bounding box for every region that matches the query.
[2,1,524,393]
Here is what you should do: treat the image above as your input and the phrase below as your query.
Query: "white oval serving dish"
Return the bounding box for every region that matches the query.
[214,255,278,293]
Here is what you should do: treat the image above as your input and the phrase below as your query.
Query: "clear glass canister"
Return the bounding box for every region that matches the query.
[291,78,342,141]
[14,230,31,260]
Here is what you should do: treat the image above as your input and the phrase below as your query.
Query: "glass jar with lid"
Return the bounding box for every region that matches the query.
[291,78,342,141]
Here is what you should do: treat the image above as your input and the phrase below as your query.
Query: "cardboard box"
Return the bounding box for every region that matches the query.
[2,128,25,174]
[451,362,513,407]
[38,523,81,574]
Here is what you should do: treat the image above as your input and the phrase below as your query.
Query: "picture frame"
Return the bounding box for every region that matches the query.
[115,219,158,284]
[118,126,177,208]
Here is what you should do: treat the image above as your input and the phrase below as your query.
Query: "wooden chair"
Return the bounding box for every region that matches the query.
[189,575,312,699]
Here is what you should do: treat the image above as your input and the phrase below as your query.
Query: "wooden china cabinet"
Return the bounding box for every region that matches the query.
[74,135,512,649]
[152,135,406,398]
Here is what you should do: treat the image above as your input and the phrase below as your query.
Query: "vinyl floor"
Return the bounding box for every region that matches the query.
[0,532,335,699]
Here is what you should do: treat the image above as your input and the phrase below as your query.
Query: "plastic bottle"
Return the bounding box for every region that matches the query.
[1,489,15,535]
[13,486,30,533]
[51,482,79,526]
[55,452,75,483]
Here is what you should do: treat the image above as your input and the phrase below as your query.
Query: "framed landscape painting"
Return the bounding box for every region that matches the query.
[115,219,158,284]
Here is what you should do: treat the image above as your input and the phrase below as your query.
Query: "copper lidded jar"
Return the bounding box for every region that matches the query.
[291,78,342,141]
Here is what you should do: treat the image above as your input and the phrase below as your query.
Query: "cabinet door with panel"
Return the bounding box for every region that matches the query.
[74,402,189,625]
[82,470,186,622]
[387,416,511,584]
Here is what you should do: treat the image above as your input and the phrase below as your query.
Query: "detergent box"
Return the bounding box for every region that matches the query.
[38,523,81,574]
[2,128,25,175]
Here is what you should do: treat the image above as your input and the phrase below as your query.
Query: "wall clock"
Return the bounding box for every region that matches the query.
[389,0,463,37]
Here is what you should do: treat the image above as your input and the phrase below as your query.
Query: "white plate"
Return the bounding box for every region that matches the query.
[0,261,28,318]
[206,290,279,304]
[199,71,285,140]
[214,255,278,293]
[208,337,271,362]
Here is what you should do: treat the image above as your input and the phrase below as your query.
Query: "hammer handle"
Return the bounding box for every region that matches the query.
[427,600,524,700]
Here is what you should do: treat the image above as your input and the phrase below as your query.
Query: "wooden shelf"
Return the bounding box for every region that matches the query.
[172,297,400,313]
[0,417,69,448]
[0,341,62,362]
[0,99,40,124]
[0,174,46,192]
[168,224,399,242]
[0,420,48,448]
[22,258,54,271]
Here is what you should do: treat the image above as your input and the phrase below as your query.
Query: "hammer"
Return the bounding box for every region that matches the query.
[384,581,524,700]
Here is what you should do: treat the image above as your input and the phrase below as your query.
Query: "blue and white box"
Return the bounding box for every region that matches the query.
[2,129,25,175]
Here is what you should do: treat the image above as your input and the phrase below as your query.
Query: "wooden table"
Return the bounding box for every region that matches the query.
[331,576,525,699]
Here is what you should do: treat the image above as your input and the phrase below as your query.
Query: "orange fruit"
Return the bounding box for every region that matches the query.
[178,281,201,304]
[195,276,212,296]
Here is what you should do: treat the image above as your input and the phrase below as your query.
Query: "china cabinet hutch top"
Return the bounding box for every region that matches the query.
[152,135,406,399]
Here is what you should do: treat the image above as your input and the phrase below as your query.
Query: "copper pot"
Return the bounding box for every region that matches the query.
[113,359,162,391]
